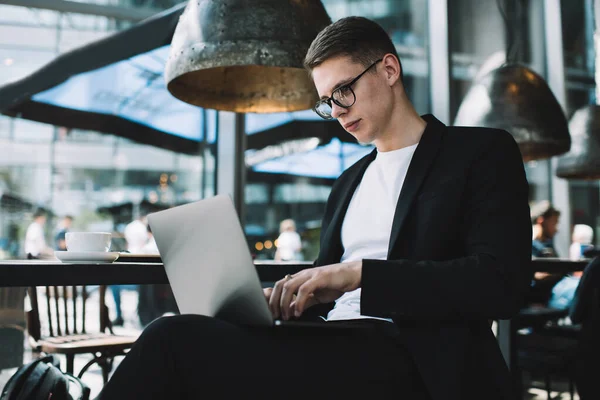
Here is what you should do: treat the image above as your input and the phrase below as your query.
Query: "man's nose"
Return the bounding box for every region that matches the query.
[331,102,346,119]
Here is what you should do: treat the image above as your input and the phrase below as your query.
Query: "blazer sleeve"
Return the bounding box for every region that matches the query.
[361,130,533,321]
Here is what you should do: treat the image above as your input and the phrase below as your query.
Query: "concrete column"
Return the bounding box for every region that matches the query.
[216,112,246,225]
[544,0,571,257]
[428,0,451,124]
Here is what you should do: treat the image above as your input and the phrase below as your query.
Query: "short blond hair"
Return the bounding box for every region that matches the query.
[279,219,296,233]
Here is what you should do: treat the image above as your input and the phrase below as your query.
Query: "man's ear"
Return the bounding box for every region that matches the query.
[536,216,544,225]
[382,54,401,86]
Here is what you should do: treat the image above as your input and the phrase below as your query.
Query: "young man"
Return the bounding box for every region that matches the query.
[96,17,531,400]
[530,200,561,258]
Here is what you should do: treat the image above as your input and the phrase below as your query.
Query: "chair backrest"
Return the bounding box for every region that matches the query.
[27,286,111,342]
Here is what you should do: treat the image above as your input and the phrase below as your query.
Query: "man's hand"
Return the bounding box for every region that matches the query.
[262,261,362,320]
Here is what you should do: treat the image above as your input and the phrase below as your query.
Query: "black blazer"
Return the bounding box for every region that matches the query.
[314,115,532,400]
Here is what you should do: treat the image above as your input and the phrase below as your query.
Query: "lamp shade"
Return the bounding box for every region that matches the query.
[557,26,600,180]
[454,64,571,161]
[556,105,600,179]
[165,0,331,113]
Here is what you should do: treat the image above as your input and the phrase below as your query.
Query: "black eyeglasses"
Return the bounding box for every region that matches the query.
[313,59,382,120]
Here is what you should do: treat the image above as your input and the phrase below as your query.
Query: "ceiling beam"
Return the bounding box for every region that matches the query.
[0,0,161,22]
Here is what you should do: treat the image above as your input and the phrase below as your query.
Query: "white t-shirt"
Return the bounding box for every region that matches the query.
[326,144,418,321]
[24,221,47,257]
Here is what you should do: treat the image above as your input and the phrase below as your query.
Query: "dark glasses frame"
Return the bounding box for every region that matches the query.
[313,59,383,120]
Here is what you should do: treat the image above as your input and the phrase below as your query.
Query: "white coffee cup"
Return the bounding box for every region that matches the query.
[66,232,112,252]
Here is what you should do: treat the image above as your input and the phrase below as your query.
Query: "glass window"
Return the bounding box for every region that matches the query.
[246,183,270,205]
[12,119,54,143]
[59,29,116,53]
[524,160,551,203]
[0,5,45,24]
[0,47,56,86]
[0,25,57,49]
[0,115,11,139]
[562,0,595,117]
[449,0,506,121]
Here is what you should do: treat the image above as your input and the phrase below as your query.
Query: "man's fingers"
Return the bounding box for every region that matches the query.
[280,276,302,320]
[263,287,273,302]
[289,295,316,318]
[294,279,321,317]
[269,280,285,319]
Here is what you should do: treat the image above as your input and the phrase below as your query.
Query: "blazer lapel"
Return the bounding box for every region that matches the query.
[317,149,376,266]
[387,115,445,258]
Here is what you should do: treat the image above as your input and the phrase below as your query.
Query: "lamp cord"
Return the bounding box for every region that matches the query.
[496,0,524,64]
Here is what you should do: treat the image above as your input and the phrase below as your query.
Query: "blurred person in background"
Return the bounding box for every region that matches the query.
[569,224,594,260]
[111,215,149,326]
[140,225,159,254]
[124,215,149,253]
[549,224,595,310]
[274,218,303,261]
[54,215,73,251]
[7,223,20,258]
[531,200,560,258]
[528,201,563,306]
[24,208,54,259]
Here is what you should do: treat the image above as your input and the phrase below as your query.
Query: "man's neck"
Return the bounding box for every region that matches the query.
[373,96,427,152]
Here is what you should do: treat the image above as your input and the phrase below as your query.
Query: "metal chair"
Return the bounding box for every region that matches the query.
[514,305,577,400]
[27,285,138,383]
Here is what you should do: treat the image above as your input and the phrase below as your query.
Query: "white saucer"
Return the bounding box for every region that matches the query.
[55,251,120,264]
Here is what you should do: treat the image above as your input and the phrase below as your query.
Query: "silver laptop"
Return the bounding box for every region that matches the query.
[148,195,369,329]
[147,195,275,326]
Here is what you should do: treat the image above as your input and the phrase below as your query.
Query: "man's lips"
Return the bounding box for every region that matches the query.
[343,119,361,131]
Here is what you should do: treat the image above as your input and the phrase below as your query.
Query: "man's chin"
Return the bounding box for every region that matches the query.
[352,133,374,146]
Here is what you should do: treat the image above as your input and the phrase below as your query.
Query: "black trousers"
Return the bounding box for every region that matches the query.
[96,315,432,399]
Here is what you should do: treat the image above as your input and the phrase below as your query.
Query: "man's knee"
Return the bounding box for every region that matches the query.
[141,314,220,341]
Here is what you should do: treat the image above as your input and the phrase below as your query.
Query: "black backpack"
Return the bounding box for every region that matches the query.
[0,355,90,400]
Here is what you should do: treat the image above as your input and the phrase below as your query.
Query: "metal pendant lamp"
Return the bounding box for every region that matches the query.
[164,0,331,113]
[454,64,571,161]
[556,0,600,179]
[453,0,571,162]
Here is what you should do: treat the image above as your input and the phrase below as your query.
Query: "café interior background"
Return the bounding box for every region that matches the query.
[0,0,598,261]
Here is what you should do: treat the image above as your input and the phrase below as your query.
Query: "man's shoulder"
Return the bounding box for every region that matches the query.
[444,125,515,149]
[440,125,521,167]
